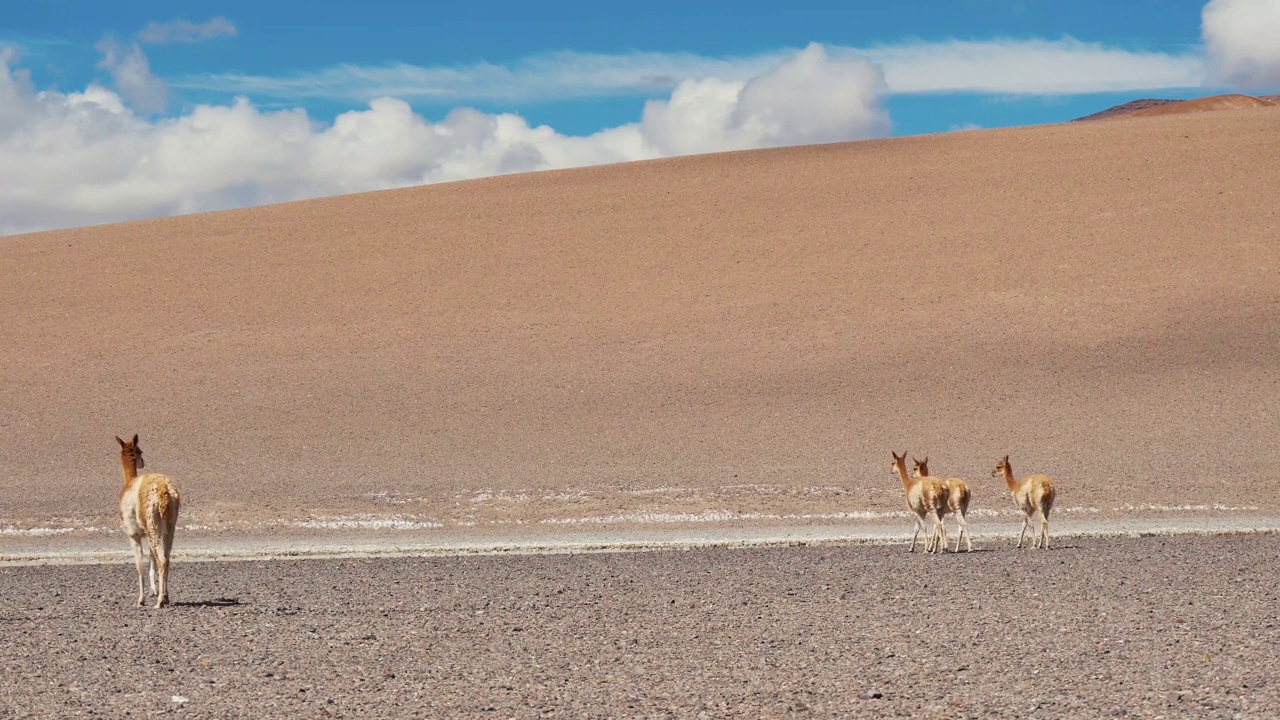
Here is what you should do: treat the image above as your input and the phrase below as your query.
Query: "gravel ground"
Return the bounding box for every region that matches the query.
[2,534,1278,719]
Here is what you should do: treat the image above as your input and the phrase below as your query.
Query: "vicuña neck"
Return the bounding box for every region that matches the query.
[1000,466,1018,493]
[121,454,138,485]
[895,463,914,493]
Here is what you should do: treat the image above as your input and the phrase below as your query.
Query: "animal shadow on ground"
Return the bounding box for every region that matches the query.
[938,540,1081,553]
[172,597,243,608]
[997,542,1081,552]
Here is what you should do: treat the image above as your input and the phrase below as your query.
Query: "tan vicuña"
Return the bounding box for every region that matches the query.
[912,457,973,552]
[891,451,949,554]
[991,454,1055,550]
[117,434,181,608]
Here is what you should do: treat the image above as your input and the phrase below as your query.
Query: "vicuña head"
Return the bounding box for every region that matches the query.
[912,456,973,552]
[116,434,181,608]
[891,450,948,554]
[118,433,145,474]
[991,454,1013,485]
[991,454,1056,550]
[911,456,927,477]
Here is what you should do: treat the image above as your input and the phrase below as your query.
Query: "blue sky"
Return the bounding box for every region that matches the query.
[2,0,1278,234]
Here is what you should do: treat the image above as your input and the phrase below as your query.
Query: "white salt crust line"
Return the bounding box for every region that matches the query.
[0,503,1264,537]
[2,516,1279,567]
[290,518,445,530]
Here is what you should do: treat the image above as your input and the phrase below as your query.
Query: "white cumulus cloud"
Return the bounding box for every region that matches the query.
[0,42,888,236]
[642,43,887,155]
[137,17,238,45]
[1202,0,1280,88]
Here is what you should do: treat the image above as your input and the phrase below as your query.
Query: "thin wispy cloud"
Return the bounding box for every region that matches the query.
[95,38,167,114]
[855,38,1205,94]
[176,50,788,104]
[35,17,236,123]
[137,17,237,45]
[174,38,1207,105]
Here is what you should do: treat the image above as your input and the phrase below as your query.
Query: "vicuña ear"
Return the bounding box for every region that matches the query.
[116,436,126,447]
[132,434,139,446]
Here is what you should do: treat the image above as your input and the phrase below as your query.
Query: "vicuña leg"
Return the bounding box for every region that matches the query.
[154,555,170,608]
[929,511,947,554]
[910,514,925,553]
[128,536,147,606]
[953,512,972,552]
[144,531,170,608]
[158,533,174,607]
[148,547,159,597]
[1036,511,1050,550]
[1017,516,1032,549]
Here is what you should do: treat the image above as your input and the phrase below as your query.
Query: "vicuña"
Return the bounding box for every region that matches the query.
[912,457,973,552]
[991,454,1055,550]
[116,434,181,607]
[891,451,949,553]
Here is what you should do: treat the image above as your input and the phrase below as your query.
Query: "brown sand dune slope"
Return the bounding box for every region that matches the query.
[2,107,1279,537]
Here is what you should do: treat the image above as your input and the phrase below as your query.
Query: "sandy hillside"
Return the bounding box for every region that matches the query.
[1072,98,1181,121]
[2,106,1279,540]
[1075,93,1277,121]
[1124,93,1277,118]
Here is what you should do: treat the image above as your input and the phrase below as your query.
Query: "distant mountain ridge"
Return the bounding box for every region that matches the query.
[1072,99,1182,121]
[1074,93,1280,121]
